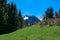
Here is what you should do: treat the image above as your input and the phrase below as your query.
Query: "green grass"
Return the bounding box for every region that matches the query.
[0,25,60,40]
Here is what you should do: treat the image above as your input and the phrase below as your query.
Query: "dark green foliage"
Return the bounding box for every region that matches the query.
[55,12,58,18]
[7,2,17,32]
[43,7,54,20]
[17,10,23,29]
[42,7,60,26]
[19,11,23,28]
[0,0,23,34]
[58,10,60,18]
[49,7,54,18]
[0,0,7,34]
[43,8,50,19]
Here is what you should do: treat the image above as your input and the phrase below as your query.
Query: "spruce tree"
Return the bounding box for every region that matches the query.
[0,0,7,34]
[58,9,60,18]
[7,2,17,32]
[55,9,60,18]
[17,10,23,29]
[44,8,50,20]
[0,0,23,34]
[43,7,54,20]
[55,12,58,18]
[49,7,54,18]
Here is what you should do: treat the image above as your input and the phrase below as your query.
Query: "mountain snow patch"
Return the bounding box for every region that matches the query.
[24,16,29,20]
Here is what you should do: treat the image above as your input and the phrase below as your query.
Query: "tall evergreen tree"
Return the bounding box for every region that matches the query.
[0,0,23,34]
[55,11,58,18]
[43,8,50,20]
[49,7,54,18]
[0,0,7,34]
[18,10,23,28]
[43,7,54,20]
[7,2,17,32]
[55,9,60,18]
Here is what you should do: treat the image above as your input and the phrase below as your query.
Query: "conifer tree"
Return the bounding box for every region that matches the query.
[0,0,23,34]
[43,7,54,20]
[7,2,17,32]
[49,7,54,18]
[55,9,60,18]
[0,0,7,34]
[44,8,50,19]
[55,12,58,18]
[17,10,23,28]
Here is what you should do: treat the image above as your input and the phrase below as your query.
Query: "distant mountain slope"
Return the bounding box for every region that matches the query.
[0,25,60,40]
[24,15,40,26]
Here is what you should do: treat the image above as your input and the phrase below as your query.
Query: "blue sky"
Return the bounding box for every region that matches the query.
[7,0,60,18]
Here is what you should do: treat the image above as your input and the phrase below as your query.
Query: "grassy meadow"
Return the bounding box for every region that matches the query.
[0,25,60,40]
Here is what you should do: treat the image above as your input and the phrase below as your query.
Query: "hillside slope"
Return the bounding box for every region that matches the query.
[0,25,60,40]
